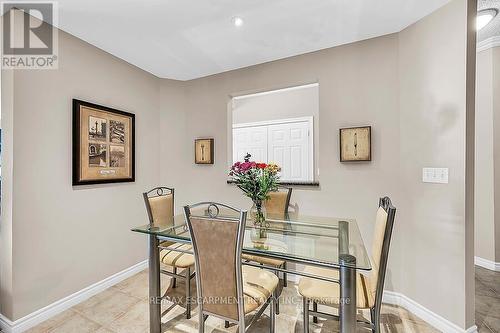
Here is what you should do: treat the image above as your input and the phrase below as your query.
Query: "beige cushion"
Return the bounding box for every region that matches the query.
[242,253,285,267]
[242,265,279,313]
[366,207,388,300]
[297,266,374,308]
[148,195,174,226]
[159,243,195,268]
[242,237,287,267]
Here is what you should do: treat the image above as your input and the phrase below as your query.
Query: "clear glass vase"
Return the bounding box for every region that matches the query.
[250,200,266,224]
[250,200,267,238]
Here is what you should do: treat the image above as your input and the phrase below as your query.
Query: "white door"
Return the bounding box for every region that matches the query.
[232,126,268,164]
[268,121,310,181]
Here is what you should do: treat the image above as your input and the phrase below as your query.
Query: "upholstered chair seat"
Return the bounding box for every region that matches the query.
[150,193,196,269]
[298,266,374,308]
[241,253,284,267]
[242,266,280,313]
[159,243,195,269]
[242,237,289,267]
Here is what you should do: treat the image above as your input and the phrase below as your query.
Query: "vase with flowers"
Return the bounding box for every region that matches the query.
[229,154,281,236]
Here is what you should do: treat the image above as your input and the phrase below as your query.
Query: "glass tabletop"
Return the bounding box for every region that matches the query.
[132,211,371,271]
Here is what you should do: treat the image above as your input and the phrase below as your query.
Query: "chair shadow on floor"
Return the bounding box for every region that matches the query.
[298,310,409,333]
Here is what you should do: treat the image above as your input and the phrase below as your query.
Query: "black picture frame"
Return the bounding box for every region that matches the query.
[72,99,135,185]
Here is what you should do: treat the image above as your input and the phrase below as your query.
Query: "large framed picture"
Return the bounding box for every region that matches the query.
[72,99,135,185]
[339,126,371,162]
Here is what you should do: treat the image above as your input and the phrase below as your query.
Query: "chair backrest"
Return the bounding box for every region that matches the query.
[366,196,396,310]
[184,202,247,324]
[143,187,174,227]
[265,186,292,216]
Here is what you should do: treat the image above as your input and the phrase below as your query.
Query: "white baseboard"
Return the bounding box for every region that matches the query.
[383,291,478,333]
[475,256,500,271]
[0,260,148,333]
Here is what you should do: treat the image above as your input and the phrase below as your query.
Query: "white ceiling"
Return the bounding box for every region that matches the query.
[56,0,450,80]
[478,0,500,42]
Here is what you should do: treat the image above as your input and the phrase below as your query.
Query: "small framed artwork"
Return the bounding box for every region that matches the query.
[195,138,214,164]
[339,126,371,162]
[72,99,135,185]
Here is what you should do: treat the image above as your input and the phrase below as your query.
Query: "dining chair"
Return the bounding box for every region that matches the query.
[184,202,279,333]
[297,196,396,333]
[143,186,196,319]
[242,185,292,305]
[265,186,293,217]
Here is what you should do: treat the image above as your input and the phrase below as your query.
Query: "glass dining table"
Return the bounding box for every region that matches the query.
[132,210,371,333]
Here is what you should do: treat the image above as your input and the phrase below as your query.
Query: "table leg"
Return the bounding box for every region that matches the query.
[338,220,350,255]
[149,235,161,333]
[339,254,356,333]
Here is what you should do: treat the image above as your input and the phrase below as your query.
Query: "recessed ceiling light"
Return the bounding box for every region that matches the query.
[232,16,244,27]
[477,9,497,31]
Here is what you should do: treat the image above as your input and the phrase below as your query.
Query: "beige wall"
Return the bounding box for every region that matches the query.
[1,68,15,319]
[398,0,472,328]
[159,80,190,210]
[474,45,500,264]
[475,48,496,262]
[232,85,319,124]
[1,0,474,329]
[492,47,500,261]
[1,22,162,318]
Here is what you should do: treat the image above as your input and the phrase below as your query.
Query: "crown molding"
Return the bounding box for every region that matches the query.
[477,36,500,52]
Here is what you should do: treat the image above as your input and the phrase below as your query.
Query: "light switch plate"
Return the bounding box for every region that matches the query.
[422,167,449,184]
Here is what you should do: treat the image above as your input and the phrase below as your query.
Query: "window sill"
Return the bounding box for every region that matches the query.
[226,179,319,187]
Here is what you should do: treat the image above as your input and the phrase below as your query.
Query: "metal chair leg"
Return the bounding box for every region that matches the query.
[312,301,318,323]
[270,293,276,333]
[186,267,191,319]
[283,262,288,287]
[370,308,375,332]
[172,267,177,288]
[371,307,380,333]
[199,308,205,333]
[303,298,310,333]
[274,269,280,315]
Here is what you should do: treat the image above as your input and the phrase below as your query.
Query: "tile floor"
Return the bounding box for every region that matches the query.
[26,267,444,333]
[24,266,500,333]
[476,266,500,333]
